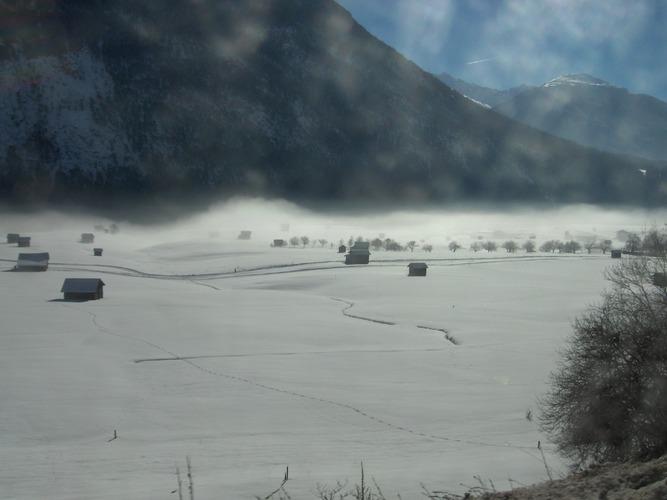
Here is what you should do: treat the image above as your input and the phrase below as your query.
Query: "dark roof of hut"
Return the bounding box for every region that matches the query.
[61,278,105,293]
[18,252,50,262]
[408,262,428,269]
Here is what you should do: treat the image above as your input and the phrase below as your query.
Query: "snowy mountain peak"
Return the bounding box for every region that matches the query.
[542,73,615,89]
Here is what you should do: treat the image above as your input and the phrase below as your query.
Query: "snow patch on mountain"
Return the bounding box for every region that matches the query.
[543,73,615,89]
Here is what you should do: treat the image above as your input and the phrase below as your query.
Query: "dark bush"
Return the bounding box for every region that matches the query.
[540,253,667,468]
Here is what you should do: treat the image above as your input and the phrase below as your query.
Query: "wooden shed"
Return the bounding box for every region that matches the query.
[238,230,252,240]
[61,278,105,301]
[81,233,95,243]
[611,250,622,259]
[16,252,49,271]
[7,233,19,244]
[653,272,667,288]
[345,241,370,265]
[17,236,31,247]
[408,262,428,276]
[272,239,285,247]
[93,248,103,256]
[338,245,346,254]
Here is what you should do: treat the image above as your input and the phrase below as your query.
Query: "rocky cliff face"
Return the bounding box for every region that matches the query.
[1,1,664,212]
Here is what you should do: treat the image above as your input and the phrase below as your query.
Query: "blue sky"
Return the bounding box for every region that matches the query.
[335,0,667,102]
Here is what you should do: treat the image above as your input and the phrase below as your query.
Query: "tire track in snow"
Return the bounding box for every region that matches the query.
[71,304,542,460]
[330,298,396,326]
[330,298,459,345]
[38,253,600,283]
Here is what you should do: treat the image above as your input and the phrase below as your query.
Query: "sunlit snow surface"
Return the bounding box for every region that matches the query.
[1,200,665,499]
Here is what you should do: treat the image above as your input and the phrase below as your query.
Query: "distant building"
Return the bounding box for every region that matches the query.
[17,236,31,247]
[93,248,103,256]
[611,249,622,259]
[7,233,19,244]
[16,252,49,271]
[238,230,252,240]
[345,241,370,265]
[61,278,105,301]
[338,245,346,254]
[272,239,285,247]
[407,262,428,276]
[81,233,95,243]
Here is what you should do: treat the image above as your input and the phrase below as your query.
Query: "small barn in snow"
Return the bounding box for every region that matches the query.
[7,233,19,244]
[272,239,285,247]
[16,252,50,271]
[611,249,622,259]
[238,230,252,240]
[93,248,103,256]
[345,241,370,265]
[61,278,105,301]
[81,233,95,243]
[407,262,428,276]
[17,236,31,247]
[338,245,346,254]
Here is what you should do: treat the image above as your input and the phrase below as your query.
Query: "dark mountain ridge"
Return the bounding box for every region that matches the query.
[1,0,664,214]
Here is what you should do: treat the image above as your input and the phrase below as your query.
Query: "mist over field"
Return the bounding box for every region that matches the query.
[4,198,665,247]
[1,199,666,498]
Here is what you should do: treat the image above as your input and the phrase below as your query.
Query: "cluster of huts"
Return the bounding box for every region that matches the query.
[6,229,108,300]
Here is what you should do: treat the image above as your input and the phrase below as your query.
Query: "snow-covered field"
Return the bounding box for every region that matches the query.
[1,200,665,499]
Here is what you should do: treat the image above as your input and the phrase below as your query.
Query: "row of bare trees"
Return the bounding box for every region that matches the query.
[282,230,667,256]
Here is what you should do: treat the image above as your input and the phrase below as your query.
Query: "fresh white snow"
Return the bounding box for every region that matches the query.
[1,200,665,499]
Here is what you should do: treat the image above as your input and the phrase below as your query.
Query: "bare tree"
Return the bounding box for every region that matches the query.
[406,240,418,252]
[522,240,536,253]
[539,240,560,253]
[599,240,613,254]
[561,240,582,254]
[300,236,310,248]
[422,244,433,253]
[540,253,667,468]
[470,241,482,253]
[625,232,642,253]
[502,240,518,253]
[583,240,598,254]
[383,238,402,251]
[448,241,462,253]
[481,240,497,253]
[289,236,300,247]
[370,238,383,251]
[317,238,328,248]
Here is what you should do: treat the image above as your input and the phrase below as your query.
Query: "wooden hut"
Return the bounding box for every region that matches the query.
[61,278,105,301]
[345,241,370,265]
[7,233,19,244]
[81,233,95,243]
[17,236,31,247]
[238,230,252,240]
[653,272,667,288]
[93,248,103,256]
[611,249,622,259]
[272,239,285,247]
[407,262,428,276]
[338,245,346,254]
[16,252,49,271]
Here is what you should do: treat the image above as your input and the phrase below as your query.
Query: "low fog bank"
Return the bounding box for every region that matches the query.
[2,198,665,252]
